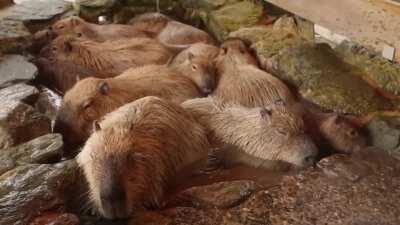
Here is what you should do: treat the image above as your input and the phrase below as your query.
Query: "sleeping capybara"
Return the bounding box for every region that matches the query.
[54,73,203,150]
[302,112,367,154]
[118,55,216,95]
[170,43,220,67]
[129,12,215,46]
[77,96,210,219]
[37,35,175,93]
[48,13,214,46]
[212,38,296,107]
[182,97,318,169]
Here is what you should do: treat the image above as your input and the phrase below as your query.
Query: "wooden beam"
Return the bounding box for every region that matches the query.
[264,0,400,62]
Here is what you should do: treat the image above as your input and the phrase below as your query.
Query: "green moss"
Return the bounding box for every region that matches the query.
[206,1,263,41]
[335,42,400,96]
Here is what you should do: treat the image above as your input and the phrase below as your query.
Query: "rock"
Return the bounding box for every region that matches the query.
[226,149,400,225]
[164,207,223,225]
[30,213,80,225]
[0,160,80,225]
[366,115,400,155]
[35,87,62,124]
[174,180,257,209]
[203,1,263,41]
[0,83,51,149]
[0,134,63,175]
[0,18,31,53]
[0,55,37,89]
[335,41,400,97]
[180,0,240,12]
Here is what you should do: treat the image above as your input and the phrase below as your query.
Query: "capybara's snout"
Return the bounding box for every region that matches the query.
[100,181,128,219]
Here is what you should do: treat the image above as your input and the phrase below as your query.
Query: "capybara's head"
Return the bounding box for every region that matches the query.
[175,52,217,95]
[319,114,367,153]
[77,96,209,219]
[51,16,95,39]
[54,77,126,149]
[215,38,259,69]
[43,35,77,62]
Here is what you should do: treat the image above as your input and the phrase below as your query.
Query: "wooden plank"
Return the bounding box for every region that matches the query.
[264,0,400,62]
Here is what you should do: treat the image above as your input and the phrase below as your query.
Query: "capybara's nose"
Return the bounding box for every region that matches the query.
[100,180,128,219]
[303,154,316,167]
[202,87,212,96]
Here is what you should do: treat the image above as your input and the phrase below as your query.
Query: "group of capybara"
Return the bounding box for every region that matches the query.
[33,12,367,220]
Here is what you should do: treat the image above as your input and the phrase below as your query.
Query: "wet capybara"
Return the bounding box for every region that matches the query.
[37,35,175,93]
[182,97,318,169]
[118,56,216,95]
[77,96,210,219]
[212,38,296,107]
[170,43,220,67]
[54,74,203,150]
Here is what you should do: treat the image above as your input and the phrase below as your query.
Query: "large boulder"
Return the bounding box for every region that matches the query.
[0,55,37,89]
[0,133,63,175]
[231,17,393,115]
[366,115,400,157]
[0,83,51,149]
[0,160,80,225]
[201,0,263,41]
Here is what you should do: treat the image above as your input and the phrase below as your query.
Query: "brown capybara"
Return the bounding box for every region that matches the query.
[37,35,175,93]
[302,112,367,155]
[77,96,210,219]
[182,97,318,169]
[212,38,296,107]
[54,74,203,150]
[129,12,215,46]
[118,56,216,95]
[51,16,152,42]
[170,43,220,67]
[50,13,214,46]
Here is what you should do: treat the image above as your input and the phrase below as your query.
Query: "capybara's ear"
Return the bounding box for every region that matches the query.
[93,120,101,132]
[97,82,109,95]
[220,46,228,55]
[70,17,81,26]
[260,108,272,120]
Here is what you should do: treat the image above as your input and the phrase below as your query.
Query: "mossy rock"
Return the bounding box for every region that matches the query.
[273,43,392,114]
[180,0,240,12]
[335,41,400,97]
[204,1,263,41]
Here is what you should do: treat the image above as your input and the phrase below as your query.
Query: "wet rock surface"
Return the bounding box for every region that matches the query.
[0,134,63,175]
[0,54,37,88]
[0,160,79,225]
[0,83,51,149]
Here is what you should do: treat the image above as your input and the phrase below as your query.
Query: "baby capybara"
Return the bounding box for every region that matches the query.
[37,35,175,92]
[212,38,296,107]
[77,96,210,219]
[182,97,318,169]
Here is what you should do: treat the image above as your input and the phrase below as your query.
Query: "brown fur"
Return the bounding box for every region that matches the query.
[51,16,153,42]
[38,35,174,93]
[54,74,202,149]
[213,39,296,107]
[77,96,210,219]
[182,97,318,169]
[129,12,215,46]
[170,43,220,66]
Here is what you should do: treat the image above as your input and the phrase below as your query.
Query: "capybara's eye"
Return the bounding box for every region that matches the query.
[349,130,357,136]
[192,64,198,71]
[82,100,92,110]
[51,46,57,52]
[76,32,82,37]
[57,24,64,30]
[221,47,228,55]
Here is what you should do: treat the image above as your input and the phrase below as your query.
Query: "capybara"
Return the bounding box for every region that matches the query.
[50,13,214,46]
[118,57,216,95]
[182,97,318,169]
[77,96,210,219]
[129,12,215,46]
[54,74,203,150]
[302,112,367,154]
[51,16,152,42]
[170,43,220,66]
[37,35,175,92]
[212,38,296,107]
